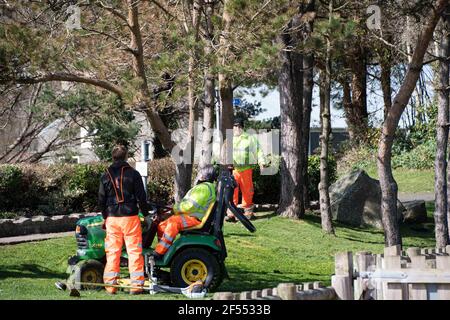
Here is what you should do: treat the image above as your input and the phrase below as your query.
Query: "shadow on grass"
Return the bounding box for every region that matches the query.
[218,266,326,292]
[253,212,278,220]
[0,264,66,280]
[224,232,255,237]
[300,210,435,242]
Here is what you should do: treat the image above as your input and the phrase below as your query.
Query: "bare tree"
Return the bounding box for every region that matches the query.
[377,0,448,247]
[435,9,450,248]
[318,0,335,235]
[199,0,216,170]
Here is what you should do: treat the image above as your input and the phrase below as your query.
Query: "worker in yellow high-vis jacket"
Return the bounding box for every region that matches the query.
[152,165,217,259]
[225,117,265,222]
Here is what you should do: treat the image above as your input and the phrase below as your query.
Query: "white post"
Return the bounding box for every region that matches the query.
[138,141,149,196]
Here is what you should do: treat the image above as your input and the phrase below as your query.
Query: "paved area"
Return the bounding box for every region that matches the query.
[0,231,74,245]
[398,192,434,202]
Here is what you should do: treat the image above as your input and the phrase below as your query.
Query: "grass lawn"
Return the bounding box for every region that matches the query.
[0,210,437,300]
[352,166,434,194]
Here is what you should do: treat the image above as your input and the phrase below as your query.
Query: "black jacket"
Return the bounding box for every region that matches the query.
[98,161,149,219]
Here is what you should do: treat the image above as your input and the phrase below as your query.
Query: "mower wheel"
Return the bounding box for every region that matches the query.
[68,260,104,291]
[170,248,223,291]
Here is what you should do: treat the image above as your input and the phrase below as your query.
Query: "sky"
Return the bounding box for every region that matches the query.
[240,85,352,128]
[240,64,435,129]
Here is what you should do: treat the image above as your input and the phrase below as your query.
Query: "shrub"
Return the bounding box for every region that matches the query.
[392,140,436,170]
[307,155,337,201]
[253,166,281,204]
[147,158,176,204]
[64,163,108,212]
[0,156,339,218]
[0,165,24,210]
[254,154,337,203]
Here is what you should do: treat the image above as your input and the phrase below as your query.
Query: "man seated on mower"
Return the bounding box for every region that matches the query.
[152,165,217,260]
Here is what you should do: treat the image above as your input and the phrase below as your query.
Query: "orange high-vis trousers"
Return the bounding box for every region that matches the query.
[233,168,254,209]
[155,215,201,255]
[103,215,144,294]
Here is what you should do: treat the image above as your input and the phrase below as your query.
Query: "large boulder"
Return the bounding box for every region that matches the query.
[402,200,427,224]
[329,169,403,229]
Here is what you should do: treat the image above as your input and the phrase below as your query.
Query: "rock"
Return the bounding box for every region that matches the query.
[402,200,427,223]
[329,169,403,229]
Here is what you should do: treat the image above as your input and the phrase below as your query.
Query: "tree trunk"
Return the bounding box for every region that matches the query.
[380,60,392,120]
[218,0,234,166]
[301,0,315,210]
[436,10,450,248]
[344,46,368,143]
[318,1,334,235]
[302,53,313,209]
[378,0,448,247]
[174,0,202,201]
[277,14,305,219]
[446,11,450,244]
[199,74,215,169]
[127,1,175,151]
[199,0,215,170]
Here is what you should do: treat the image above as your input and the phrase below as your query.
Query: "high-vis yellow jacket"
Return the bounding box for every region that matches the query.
[233,132,265,172]
[173,182,216,220]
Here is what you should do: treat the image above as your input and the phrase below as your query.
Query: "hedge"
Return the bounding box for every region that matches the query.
[0,156,336,218]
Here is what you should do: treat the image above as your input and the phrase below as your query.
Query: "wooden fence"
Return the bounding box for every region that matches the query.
[351,245,450,300]
[213,245,450,300]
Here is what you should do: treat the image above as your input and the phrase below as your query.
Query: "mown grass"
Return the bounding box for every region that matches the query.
[0,210,436,300]
[350,165,434,194]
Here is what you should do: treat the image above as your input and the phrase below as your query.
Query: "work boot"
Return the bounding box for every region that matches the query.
[244,205,255,220]
[224,214,236,223]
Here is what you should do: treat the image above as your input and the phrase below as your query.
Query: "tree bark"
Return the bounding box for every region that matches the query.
[344,46,368,143]
[277,12,305,219]
[199,0,216,170]
[378,0,448,247]
[301,0,315,210]
[302,53,313,209]
[318,0,334,235]
[436,10,450,248]
[174,0,202,201]
[380,60,392,120]
[218,0,234,166]
[127,0,175,153]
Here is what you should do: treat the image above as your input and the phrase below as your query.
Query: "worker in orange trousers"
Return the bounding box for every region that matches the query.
[98,144,149,295]
[226,117,266,222]
[152,165,217,259]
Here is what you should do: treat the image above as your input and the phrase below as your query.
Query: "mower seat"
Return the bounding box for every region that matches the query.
[183,202,216,231]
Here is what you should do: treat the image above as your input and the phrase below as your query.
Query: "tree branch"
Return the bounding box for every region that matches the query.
[1,72,123,96]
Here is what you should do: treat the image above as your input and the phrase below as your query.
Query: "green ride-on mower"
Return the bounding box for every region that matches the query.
[62,167,256,296]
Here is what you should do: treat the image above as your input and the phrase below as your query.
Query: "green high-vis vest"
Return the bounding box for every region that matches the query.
[233,132,265,172]
[173,182,216,220]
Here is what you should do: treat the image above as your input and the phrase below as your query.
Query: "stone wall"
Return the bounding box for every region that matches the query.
[0,204,277,238]
[0,213,100,238]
